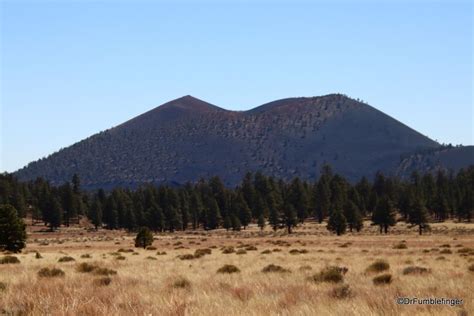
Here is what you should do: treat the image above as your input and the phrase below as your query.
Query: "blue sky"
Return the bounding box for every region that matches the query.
[1,0,472,172]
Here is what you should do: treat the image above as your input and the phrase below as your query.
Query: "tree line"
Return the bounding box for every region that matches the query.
[0,165,473,237]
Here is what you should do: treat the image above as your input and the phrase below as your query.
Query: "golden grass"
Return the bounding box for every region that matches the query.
[1,221,473,315]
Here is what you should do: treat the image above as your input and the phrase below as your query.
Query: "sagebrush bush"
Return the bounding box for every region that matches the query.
[0,256,20,264]
[468,264,474,272]
[94,267,117,276]
[289,249,308,255]
[330,284,353,299]
[402,266,430,275]
[236,249,247,255]
[262,264,290,273]
[178,254,195,260]
[0,282,6,291]
[309,266,344,283]
[35,252,43,259]
[440,244,451,248]
[115,255,126,260]
[393,243,408,249]
[366,260,390,273]
[457,247,473,254]
[80,254,91,258]
[156,251,167,255]
[217,264,240,274]
[173,276,191,289]
[146,256,157,260]
[373,273,392,285]
[222,246,235,254]
[58,256,75,263]
[76,262,98,273]
[117,248,134,253]
[194,248,212,258]
[245,245,257,251]
[93,277,112,286]
[299,265,312,271]
[146,246,157,251]
[38,267,65,278]
[261,249,271,254]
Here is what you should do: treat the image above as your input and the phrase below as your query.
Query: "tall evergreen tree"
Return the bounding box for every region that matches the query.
[372,196,396,234]
[408,196,430,235]
[282,202,297,234]
[344,200,363,232]
[327,208,347,236]
[0,204,27,252]
[89,197,102,229]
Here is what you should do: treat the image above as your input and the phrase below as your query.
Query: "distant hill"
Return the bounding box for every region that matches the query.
[14,94,472,189]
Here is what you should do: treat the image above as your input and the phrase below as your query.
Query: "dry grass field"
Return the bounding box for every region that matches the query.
[1,221,473,316]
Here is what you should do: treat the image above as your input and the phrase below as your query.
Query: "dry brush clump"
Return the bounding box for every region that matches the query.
[262,264,290,273]
[329,284,353,299]
[372,273,392,285]
[58,256,75,263]
[308,266,345,283]
[402,266,431,275]
[366,260,390,273]
[217,264,240,274]
[172,276,191,289]
[38,267,65,278]
[0,255,20,264]
[93,276,112,286]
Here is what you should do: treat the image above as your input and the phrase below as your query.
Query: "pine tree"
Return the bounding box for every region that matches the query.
[327,209,347,236]
[231,214,241,231]
[314,176,331,223]
[135,227,154,249]
[408,196,430,235]
[223,214,231,231]
[268,193,281,231]
[146,203,164,232]
[89,197,102,229]
[288,178,309,223]
[0,204,27,252]
[258,214,265,230]
[206,198,221,230]
[372,196,396,234]
[235,192,251,229]
[103,195,118,229]
[344,201,363,232]
[282,202,297,234]
[189,192,203,230]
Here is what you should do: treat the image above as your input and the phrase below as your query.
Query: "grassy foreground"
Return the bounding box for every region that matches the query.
[1,221,473,315]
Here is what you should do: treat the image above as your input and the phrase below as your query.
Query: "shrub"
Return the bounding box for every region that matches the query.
[440,249,452,254]
[146,246,157,251]
[245,245,257,251]
[440,244,451,248]
[217,264,240,274]
[94,268,117,276]
[236,249,247,255]
[457,247,473,254]
[262,264,290,273]
[117,248,134,253]
[76,262,98,273]
[299,265,312,271]
[468,264,474,272]
[436,256,446,260]
[402,266,430,275]
[261,250,271,254]
[93,277,112,286]
[289,249,308,255]
[0,282,6,291]
[146,256,157,260]
[339,242,351,248]
[80,254,92,258]
[393,243,408,249]
[366,260,390,273]
[173,276,191,289]
[330,284,352,299]
[38,267,65,278]
[0,256,20,264]
[35,252,43,259]
[156,251,167,255]
[222,246,235,254]
[373,273,392,285]
[309,266,344,283]
[135,227,154,249]
[178,254,195,260]
[58,256,75,263]
[115,255,126,260]
[194,248,212,258]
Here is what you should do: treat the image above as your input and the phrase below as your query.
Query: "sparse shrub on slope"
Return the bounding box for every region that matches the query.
[0,256,20,264]
[366,260,390,273]
[309,266,344,283]
[38,267,65,278]
[217,264,240,274]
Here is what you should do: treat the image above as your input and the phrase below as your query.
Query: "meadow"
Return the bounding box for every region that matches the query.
[1,221,473,316]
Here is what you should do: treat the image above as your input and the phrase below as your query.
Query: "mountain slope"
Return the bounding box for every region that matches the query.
[15,94,455,189]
